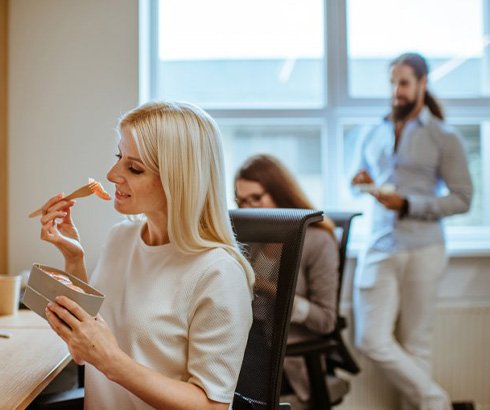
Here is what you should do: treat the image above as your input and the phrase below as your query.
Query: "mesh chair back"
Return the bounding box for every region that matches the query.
[327,212,361,311]
[231,208,324,410]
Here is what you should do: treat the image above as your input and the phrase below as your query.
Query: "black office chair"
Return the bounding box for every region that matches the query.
[231,208,323,410]
[32,208,323,410]
[285,211,361,409]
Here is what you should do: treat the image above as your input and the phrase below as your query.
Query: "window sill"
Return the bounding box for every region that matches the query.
[347,239,490,258]
[446,242,490,257]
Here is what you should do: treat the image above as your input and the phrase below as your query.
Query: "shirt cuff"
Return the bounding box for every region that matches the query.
[398,197,410,219]
[291,295,310,324]
[406,195,426,217]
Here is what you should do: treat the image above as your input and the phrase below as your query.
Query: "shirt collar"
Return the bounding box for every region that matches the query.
[417,106,431,125]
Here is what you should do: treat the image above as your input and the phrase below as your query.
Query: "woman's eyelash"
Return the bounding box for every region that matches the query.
[115,154,143,174]
[129,167,143,175]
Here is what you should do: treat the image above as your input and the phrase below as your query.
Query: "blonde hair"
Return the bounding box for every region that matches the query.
[118,101,254,289]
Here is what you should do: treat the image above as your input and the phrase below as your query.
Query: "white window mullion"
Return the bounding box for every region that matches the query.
[323,0,347,210]
[482,122,490,225]
[483,0,490,95]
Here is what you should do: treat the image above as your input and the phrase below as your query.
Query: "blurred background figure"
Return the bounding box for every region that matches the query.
[235,154,339,407]
[351,52,473,410]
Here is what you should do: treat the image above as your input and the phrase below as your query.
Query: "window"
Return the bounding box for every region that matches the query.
[155,0,324,108]
[347,0,489,98]
[141,0,490,254]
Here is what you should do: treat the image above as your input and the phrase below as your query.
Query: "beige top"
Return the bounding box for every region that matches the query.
[84,220,253,409]
[284,226,339,402]
[248,226,339,402]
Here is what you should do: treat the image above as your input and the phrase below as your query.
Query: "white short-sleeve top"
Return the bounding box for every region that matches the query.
[84,219,253,410]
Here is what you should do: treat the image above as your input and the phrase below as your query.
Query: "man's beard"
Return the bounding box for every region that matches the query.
[392,100,417,121]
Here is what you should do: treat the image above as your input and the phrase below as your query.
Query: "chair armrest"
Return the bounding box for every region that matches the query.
[286,328,361,375]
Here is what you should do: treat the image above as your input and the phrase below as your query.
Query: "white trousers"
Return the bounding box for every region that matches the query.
[353,244,451,410]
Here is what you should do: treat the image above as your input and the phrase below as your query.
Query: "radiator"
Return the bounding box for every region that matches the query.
[336,302,490,410]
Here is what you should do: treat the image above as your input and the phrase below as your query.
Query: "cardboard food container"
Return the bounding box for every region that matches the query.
[22,263,105,320]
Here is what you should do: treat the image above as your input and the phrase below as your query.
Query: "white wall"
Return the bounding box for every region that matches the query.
[8,0,138,276]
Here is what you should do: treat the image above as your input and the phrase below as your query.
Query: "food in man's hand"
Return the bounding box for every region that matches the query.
[355,183,396,194]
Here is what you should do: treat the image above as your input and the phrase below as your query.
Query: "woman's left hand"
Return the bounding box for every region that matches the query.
[45,296,120,373]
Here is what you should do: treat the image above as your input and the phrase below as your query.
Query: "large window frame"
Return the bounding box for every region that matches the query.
[140,0,490,255]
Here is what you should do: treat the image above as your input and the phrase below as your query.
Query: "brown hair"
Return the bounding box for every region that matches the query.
[390,52,444,120]
[234,154,335,235]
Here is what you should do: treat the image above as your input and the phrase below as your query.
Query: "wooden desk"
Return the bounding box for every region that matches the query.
[0,310,71,410]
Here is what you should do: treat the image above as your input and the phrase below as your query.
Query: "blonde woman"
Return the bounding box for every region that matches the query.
[234,154,339,405]
[38,102,254,410]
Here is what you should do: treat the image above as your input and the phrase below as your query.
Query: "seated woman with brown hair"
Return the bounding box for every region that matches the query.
[234,154,339,405]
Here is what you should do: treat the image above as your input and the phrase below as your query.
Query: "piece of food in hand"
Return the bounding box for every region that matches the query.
[378,183,396,193]
[88,178,111,200]
[355,183,377,193]
[355,183,396,194]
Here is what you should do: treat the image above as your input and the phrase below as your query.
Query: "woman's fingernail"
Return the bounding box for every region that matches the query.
[47,302,53,309]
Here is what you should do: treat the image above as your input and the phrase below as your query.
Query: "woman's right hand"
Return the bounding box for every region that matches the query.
[40,194,84,262]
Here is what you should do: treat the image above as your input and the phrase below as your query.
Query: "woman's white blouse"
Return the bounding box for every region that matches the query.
[84,219,253,409]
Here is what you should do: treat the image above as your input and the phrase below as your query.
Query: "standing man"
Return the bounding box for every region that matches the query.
[351,53,472,410]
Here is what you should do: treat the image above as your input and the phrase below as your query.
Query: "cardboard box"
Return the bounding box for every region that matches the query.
[22,263,105,320]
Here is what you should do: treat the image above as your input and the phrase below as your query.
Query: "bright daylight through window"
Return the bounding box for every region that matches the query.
[141,0,490,253]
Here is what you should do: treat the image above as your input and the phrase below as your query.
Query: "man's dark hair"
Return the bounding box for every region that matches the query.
[390,52,444,120]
